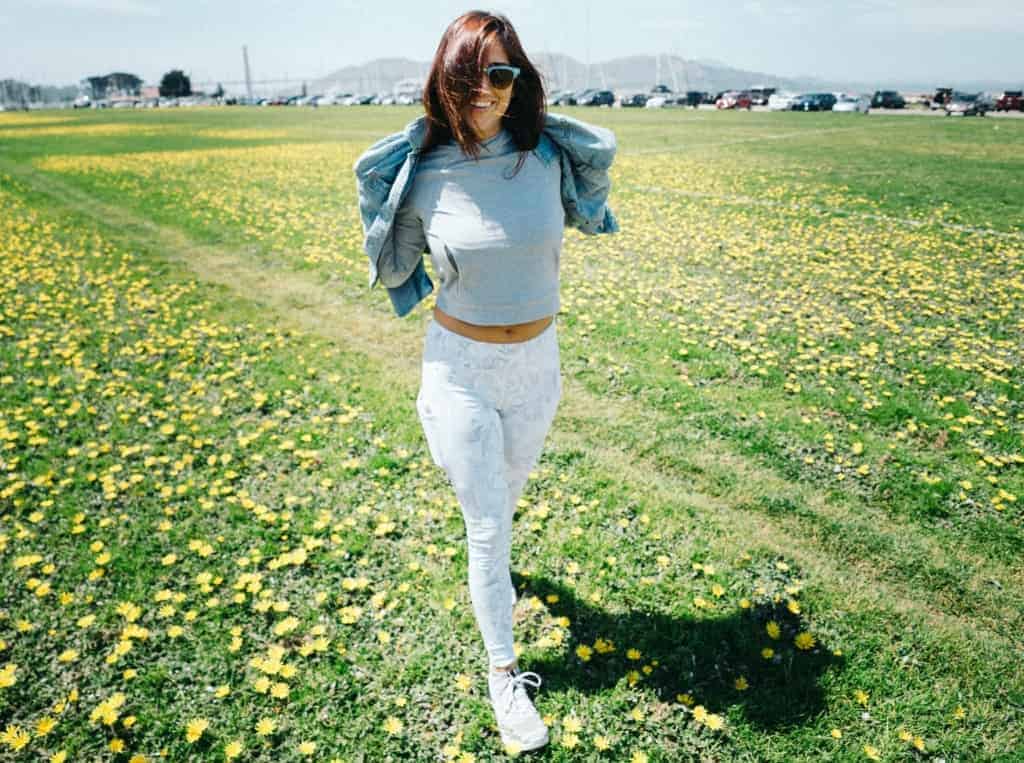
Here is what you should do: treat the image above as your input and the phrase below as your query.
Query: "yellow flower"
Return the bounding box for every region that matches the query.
[564,716,583,733]
[255,717,276,736]
[704,713,725,731]
[185,718,209,743]
[50,752,68,763]
[383,716,403,735]
[761,647,774,659]
[693,705,707,723]
[766,621,781,639]
[36,716,57,735]
[224,739,243,759]
[576,644,593,661]
[864,744,881,760]
[560,732,580,748]
[831,729,842,739]
[627,648,642,660]
[794,631,816,650]
[734,676,748,691]
[298,740,316,755]
[593,734,611,750]
[631,752,649,763]
[854,689,870,706]
[1,724,30,751]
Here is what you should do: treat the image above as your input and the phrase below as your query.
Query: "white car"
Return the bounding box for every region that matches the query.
[832,94,870,113]
[644,96,668,109]
[767,92,799,111]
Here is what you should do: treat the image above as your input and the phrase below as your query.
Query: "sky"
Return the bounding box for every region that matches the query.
[2,0,1022,88]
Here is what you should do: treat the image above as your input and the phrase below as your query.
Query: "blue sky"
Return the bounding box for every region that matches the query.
[2,1,1021,87]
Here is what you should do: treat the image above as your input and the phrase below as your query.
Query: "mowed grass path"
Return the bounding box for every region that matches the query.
[0,106,1022,762]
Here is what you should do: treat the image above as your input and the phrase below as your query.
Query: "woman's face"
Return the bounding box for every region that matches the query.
[464,37,514,142]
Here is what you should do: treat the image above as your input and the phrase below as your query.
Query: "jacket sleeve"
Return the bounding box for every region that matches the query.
[376,194,429,288]
[544,112,620,235]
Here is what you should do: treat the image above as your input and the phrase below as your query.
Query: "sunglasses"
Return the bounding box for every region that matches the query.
[484,63,521,90]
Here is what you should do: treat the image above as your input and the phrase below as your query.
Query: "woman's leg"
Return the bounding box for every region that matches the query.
[501,322,562,520]
[417,326,517,669]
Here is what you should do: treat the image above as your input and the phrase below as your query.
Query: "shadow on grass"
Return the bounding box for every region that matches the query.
[511,573,843,731]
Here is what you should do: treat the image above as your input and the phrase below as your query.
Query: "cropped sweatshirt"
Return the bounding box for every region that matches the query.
[384,126,563,325]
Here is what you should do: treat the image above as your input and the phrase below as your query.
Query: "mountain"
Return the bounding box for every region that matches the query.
[314,53,859,96]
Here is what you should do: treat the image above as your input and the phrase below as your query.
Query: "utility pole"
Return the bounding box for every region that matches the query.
[242,45,253,103]
[585,0,591,90]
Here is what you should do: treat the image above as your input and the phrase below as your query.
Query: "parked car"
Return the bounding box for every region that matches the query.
[684,90,706,108]
[644,95,668,109]
[930,87,953,109]
[579,89,615,106]
[995,90,1023,112]
[945,91,990,116]
[716,91,752,109]
[767,92,799,111]
[749,87,776,105]
[551,90,579,106]
[620,93,648,107]
[832,93,870,113]
[871,90,905,109]
[793,93,836,111]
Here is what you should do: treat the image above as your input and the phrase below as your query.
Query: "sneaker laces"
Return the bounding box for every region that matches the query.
[499,668,542,715]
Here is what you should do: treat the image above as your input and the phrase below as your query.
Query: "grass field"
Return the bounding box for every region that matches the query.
[0,105,1022,762]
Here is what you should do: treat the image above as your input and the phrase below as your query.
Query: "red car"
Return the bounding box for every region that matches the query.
[996,91,1023,112]
[715,91,752,110]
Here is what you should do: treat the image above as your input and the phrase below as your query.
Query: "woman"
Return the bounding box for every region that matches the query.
[353,10,618,752]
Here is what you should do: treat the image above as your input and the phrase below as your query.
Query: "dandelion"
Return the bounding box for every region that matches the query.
[794,631,816,650]
[761,647,774,659]
[298,740,316,755]
[692,705,707,723]
[704,713,725,731]
[594,734,611,750]
[255,717,276,736]
[864,744,881,760]
[560,733,580,749]
[766,621,781,639]
[224,739,243,759]
[185,718,209,743]
[854,690,870,706]
[734,676,749,690]
[383,716,403,735]
[831,729,842,739]
[631,752,649,763]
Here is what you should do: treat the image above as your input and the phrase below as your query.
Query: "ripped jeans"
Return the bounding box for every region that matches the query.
[416,318,562,668]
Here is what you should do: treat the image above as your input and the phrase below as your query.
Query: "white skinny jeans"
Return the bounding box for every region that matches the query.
[416,318,562,668]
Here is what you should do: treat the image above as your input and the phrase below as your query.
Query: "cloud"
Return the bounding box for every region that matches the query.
[18,0,161,16]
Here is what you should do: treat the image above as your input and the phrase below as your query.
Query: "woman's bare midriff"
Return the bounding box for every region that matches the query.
[433,306,554,344]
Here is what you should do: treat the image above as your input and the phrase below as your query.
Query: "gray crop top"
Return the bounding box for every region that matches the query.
[386,127,564,325]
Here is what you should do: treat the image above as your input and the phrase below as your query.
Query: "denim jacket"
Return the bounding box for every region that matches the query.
[353,111,619,317]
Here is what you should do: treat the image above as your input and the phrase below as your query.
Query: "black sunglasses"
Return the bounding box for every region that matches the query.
[484,63,521,90]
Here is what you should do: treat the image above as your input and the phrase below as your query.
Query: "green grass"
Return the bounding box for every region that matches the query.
[0,105,1022,762]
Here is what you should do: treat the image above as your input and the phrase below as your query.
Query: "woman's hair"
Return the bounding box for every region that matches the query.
[420,10,546,175]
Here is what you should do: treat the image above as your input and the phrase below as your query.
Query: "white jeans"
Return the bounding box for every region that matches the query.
[416,318,562,668]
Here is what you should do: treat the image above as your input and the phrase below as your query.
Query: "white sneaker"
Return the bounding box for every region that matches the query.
[487,667,549,751]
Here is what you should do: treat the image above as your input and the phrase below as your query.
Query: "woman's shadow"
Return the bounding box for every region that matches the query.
[511,572,842,730]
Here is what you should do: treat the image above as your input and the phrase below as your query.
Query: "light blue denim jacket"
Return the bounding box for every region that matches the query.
[353,111,619,317]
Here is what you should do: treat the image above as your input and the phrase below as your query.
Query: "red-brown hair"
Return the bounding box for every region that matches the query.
[420,10,546,175]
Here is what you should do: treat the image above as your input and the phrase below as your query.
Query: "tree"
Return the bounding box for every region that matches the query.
[159,69,192,98]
